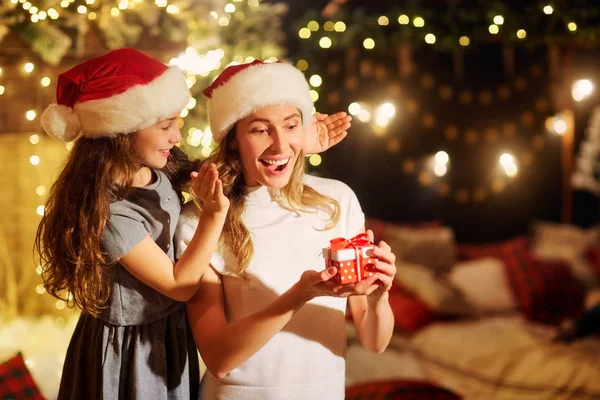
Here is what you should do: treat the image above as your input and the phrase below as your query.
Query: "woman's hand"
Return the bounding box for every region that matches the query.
[303,112,352,154]
[291,266,380,304]
[190,163,230,216]
[364,229,397,307]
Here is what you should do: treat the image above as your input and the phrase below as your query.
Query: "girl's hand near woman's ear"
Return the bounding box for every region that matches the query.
[190,163,230,216]
[303,112,352,154]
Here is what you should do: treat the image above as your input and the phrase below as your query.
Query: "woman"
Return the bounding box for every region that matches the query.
[176,60,396,399]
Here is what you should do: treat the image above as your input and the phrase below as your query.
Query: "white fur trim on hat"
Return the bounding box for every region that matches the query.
[207,63,313,142]
[42,66,189,141]
[41,104,82,142]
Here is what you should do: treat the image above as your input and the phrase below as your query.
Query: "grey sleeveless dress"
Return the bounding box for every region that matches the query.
[57,170,199,400]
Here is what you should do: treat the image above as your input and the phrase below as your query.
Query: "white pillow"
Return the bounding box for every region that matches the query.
[395,262,475,316]
[448,257,518,313]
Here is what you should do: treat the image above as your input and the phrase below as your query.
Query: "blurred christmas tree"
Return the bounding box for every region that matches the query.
[1,0,288,158]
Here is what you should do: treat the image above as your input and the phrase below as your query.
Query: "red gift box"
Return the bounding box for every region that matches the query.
[323,233,378,284]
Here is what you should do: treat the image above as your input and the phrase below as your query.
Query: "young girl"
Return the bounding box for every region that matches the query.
[176,60,396,399]
[36,49,350,399]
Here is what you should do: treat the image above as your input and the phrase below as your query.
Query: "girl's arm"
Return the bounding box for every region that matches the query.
[348,228,396,354]
[187,264,379,379]
[119,163,229,302]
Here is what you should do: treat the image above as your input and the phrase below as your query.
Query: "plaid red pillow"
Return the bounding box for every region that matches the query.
[388,283,436,334]
[346,379,462,400]
[584,247,600,279]
[346,283,435,334]
[502,247,585,325]
[456,236,529,261]
[0,353,45,400]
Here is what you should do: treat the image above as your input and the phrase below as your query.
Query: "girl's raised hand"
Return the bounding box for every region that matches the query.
[191,163,230,216]
[303,112,352,155]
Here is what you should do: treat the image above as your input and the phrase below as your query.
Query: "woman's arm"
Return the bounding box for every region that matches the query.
[119,163,229,302]
[348,228,396,354]
[187,265,345,378]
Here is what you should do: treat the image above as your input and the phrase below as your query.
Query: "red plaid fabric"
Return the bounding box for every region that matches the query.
[346,283,435,334]
[585,247,600,279]
[504,249,585,324]
[388,283,435,334]
[0,353,45,400]
[456,235,529,261]
[346,379,462,400]
[456,236,585,324]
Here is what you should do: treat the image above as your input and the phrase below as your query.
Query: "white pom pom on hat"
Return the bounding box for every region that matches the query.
[40,48,190,142]
[41,104,82,142]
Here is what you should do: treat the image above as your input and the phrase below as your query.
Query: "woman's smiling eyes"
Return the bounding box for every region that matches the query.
[250,123,298,134]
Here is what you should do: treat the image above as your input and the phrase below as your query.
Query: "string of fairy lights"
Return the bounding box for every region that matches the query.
[1,1,598,309]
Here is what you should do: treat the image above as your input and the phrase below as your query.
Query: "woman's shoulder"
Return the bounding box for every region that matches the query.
[303,174,356,199]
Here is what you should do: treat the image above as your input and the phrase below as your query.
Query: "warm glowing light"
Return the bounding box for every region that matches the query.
[543,5,553,14]
[36,205,45,215]
[424,33,436,44]
[29,134,40,144]
[30,155,40,165]
[24,62,34,73]
[26,110,37,121]
[319,37,332,48]
[413,17,425,27]
[299,27,311,39]
[489,24,499,34]
[517,29,527,39]
[398,15,409,25]
[553,118,567,135]
[493,15,504,25]
[334,21,346,32]
[433,163,447,177]
[307,21,319,31]
[378,16,389,26]
[572,79,594,102]
[309,75,322,87]
[36,185,46,195]
[348,102,362,116]
[435,151,449,165]
[499,153,514,168]
[363,38,375,49]
[309,154,322,166]
[309,90,319,102]
[459,36,470,46]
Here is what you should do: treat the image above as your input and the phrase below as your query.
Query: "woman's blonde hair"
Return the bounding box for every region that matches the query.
[201,126,340,275]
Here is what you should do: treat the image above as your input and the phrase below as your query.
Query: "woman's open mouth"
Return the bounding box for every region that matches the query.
[260,157,291,175]
[159,149,170,157]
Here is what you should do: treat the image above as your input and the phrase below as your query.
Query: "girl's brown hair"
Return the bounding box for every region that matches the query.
[35,134,199,317]
[203,126,340,275]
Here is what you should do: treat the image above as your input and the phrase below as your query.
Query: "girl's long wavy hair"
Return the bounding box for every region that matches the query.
[204,126,340,275]
[35,134,199,317]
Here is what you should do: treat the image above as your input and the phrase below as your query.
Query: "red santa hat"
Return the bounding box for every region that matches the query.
[203,60,313,142]
[41,48,190,142]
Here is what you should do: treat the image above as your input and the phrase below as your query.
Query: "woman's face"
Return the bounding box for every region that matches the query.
[134,111,182,169]
[234,105,304,188]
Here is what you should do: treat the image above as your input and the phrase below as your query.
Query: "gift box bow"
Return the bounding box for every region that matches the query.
[324,233,377,282]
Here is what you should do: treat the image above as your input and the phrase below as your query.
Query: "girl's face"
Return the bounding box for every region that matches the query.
[134,112,182,169]
[234,105,305,188]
